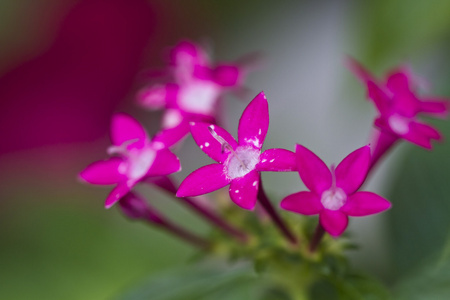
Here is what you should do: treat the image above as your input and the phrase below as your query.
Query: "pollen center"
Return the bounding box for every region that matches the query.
[321,188,347,211]
[388,114,410,135]
[178,82,220,115]
[225,146,260,179]
[127,147,156,180]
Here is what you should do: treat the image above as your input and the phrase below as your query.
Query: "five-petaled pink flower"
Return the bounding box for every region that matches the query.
[348,58,449,149]
[138,40,249,147]
[79,113,181,208]
[176,92,296,210]
[281,144,391,237]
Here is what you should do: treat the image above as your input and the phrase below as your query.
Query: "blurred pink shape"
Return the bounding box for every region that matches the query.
[0,0,155,155]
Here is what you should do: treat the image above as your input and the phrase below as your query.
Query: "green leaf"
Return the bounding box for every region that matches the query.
[386,118,450,279]
[115,262,260,300]
[394,240,450,299]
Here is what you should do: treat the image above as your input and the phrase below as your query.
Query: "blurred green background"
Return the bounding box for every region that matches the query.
[2,0,450,299]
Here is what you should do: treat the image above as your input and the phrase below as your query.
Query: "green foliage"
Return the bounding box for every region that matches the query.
[116,262,260,300]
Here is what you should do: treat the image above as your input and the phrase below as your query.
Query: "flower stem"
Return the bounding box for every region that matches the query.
[309,223,325,252]
[155,218,210,250]
[369,129,399,172]
[146,176,248,242]
[258,178,298,245]
[119,192,210,250]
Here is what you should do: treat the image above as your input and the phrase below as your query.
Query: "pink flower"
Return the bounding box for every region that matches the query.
[138,40,249,147]
[176,92,296,210]
[280,144,391,237]
[79,113,181,208]
[348,58,449,149]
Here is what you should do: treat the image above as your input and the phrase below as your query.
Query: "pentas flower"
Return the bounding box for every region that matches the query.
[176,92,297,210]
[79,113,181,208]
[348,58,449,149]
[138,40,249,147]
[281,144,391,237]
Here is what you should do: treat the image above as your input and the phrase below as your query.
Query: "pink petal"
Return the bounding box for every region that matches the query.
[152,121,190,148]
[319,210,348,237]
[190,122,237,163]
[280,191,322,215]
[342,192,391,216]
[295,144,331,195]
[229,170,259,210]
[146,148,181,177]
[419,99,449,117]
[213,65,241,87]
[367,81,391,114]
[256,148,297,172]
[105,183,131,209]
[238,92,269,149]
[79,158,124,185]
[401,121,441,149]
[110,113,148,146]
[345,57,377,84]
[386,71,410,95]
[176,164,231,197]
[411,121,442,140]
[136,85,168,110]
[335,145,370,195]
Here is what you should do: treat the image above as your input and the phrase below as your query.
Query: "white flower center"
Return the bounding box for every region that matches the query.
[388,114,410,135]
[178,81,220,115]
[321,188,347,211]
[117,147,156,180]
[162,109,183,129]
[225,146,260,179]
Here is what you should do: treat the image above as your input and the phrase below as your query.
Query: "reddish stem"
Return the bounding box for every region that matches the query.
[258,178,298,245]
[146,176,248,242]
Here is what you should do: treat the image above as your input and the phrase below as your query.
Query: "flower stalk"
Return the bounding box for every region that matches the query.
[147,176,248,242]
[258,178,298,245]
[119,192,210,249]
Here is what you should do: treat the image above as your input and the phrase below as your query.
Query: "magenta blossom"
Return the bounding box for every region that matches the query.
[80,113,181,208]
[348,58,449,149]
[281,144,391,237]
[176,92,296,210]
[138,40,249,147]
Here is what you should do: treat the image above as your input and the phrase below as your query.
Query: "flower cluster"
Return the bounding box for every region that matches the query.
[137,40,250,148]
[80,41,449,253]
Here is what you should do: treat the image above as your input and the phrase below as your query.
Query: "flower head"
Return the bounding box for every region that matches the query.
[281,144,391,237]
[137,40,250,147]
[347,58,449,149]
[176,92,296,210]
[79,113,181,208]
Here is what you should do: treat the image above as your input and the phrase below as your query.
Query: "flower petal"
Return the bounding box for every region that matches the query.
[342,192,391,216]
[110,113,148,146]
[401,121,441,149]
[137,84,169,110]
[213,65,241,87]
[295,144,331,195]
[335,145,370,195]
[229,170,259,210]
[176,164,231,197]
[190,122,237,163]
[105,183,131,209]
[153,121,190,148]
[79,158,124,185]
[345,57,377,84]
[256,148,297,172]
[419,98,449,117]
[238,91,269,149]
[146,148,181,177]
[411,121,442,140]
[280,191,322,215]
[367,81,391,114]
[320,210,348,237]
